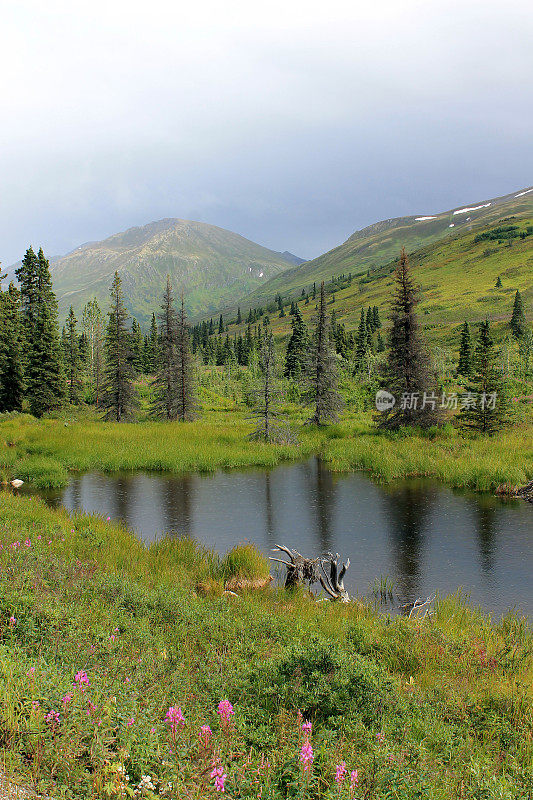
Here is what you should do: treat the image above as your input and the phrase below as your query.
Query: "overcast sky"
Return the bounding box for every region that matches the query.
[1,0,532,266]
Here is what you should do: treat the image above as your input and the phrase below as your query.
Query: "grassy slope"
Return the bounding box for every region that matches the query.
[222,212,533,349]
[36,219,294,324]
[0,492,531,798]
[231,190,533,322]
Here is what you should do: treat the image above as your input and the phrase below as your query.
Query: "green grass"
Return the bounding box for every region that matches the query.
[0,492,531,798]
[1,399,531,494]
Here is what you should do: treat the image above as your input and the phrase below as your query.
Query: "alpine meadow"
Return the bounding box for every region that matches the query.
[0,3,532,799]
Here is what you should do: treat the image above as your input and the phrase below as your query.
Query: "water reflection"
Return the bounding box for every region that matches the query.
[26,458,533,618]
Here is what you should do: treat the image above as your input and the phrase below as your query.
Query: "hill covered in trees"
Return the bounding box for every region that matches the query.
[11,219,298,324]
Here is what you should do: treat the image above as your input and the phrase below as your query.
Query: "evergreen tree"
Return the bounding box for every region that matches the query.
[376,332,385,353]
[495,276,502,288]
[16,247,64,416]
[0,278,24,412]
[354,308,367,370]
[457,321,473,376]
[461,320,508,434]
[250,331,280,442]
[144,313,158,373]
[130,318,145,373]
[305,282,343,425]
[218,314,224,335]
[151,276,179,420]
[376,248,438,430]
[284,305,309,379]
[101,272,138,421]
[366,306,374,333]
[82,299,105,406]
[175,294,197,421]
[65,306,82,404]
[510,290,526,338]
[237,307,242,325]
[373,306,381,329]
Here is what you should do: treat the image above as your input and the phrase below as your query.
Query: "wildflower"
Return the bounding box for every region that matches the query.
[165,705,185,733]
[350,769,359,788]
[31,700,40,711]
[126,717,135,726]
[37,535,41,540]
[45,710,60,727]
[74,670,90,688]
[24,539,31,547]
[106,516,111,521]
[200,724,212,747]
[335,762,347,786]
[150,727,156,734]
[62,692,73,706]
[376,731,385,743]
[110,635,115,642]
[9,615,16,626]
[299,740,314,772]
[210,765,227,793]
[302,719,312,737]
[138,775,156,792]
[217,699,234,725]
[26,667,36,677]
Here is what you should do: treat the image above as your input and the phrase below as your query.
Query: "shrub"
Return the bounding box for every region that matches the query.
[221,543,270,581]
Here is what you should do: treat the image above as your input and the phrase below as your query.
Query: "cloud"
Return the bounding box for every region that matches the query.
[1,0,532,264]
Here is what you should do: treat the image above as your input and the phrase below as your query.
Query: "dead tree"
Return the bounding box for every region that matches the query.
[269,545,321,589]
[319,552,350,602]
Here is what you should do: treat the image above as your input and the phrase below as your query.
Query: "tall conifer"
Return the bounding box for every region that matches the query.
[461,321,508,434]
[457,321,473,376]
[0,278,24,412]
[101,272,138,421]
[65,306,82,404]
[175,294,197,421]
[284,305,309,379]
[305,282,343,425]
[151,277,178,420]
[510,290,526,339]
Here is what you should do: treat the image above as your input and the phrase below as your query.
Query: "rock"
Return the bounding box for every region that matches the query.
[10,479,24,489]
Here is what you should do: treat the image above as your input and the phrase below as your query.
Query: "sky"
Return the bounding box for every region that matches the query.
[1,0,532,266]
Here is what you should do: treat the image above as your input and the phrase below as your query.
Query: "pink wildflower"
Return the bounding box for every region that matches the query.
[200,724,212,747]
[62,692,73,707]
[25,539,31,547]
[150,727,156,734]
[26,667,35,677]
[31,700,40,711]
[127,717,135,726]
[165,705,185,733]
[299,740,314,772]
[210,765,227,793]
[74,670,90,688]
[9,615,16,626]
[45,710,60,727]
[106,516,111,521]
[302,719,312,737]
[376,731,384,743]
[217,699,234,725]
[335,761,347,786]
[350,769,359,787]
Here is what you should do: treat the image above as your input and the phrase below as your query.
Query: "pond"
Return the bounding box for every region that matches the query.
[28,458,533,618]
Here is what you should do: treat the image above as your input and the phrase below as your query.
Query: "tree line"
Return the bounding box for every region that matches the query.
[1,245,529,437]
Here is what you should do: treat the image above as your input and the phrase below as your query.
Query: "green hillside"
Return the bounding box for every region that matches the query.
[223,211,533,348]
[20,219,296,324]
[234,186,533,311]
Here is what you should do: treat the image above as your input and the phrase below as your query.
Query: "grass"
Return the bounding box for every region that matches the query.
[1,398,531,494]
[0,491,531,798]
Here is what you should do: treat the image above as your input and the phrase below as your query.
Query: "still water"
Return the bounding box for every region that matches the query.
[32,458,533,618]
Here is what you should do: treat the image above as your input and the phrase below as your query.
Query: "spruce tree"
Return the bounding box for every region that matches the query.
[376,248,438,430]
[305,282,343,425]
[130,318,145,373]
[461,320,508,434]
[145,313,158,373]
[354,308,367,371]
[218,314,224,335]
[510,290,526,338]
[0,279,24,412]
[65,306,82,404]
[175,293,197,421]
[373,306,381,329]
[457,321,473,376]
[237,307,242,325]
[151,276,179,420]
[16,247,64,416]
[82,299,105,406]
[495,276,502,288]
[250,330,280,442]
[284,305,309,379]
[101,272,138,421]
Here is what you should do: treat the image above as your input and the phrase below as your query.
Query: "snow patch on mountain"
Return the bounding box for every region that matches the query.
[515,189,533,197]
[453,203,491,215]
[415,216,437,221]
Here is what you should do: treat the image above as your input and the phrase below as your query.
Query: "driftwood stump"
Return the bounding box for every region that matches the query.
[270,545,321,589]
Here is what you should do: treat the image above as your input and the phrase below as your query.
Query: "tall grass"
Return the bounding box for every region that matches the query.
[0,492,531,798]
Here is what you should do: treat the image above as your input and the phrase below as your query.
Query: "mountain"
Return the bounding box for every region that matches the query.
[9,219,296,324]
[234,186,533,309]
[223,206,533,348]
[273,251,307,266]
